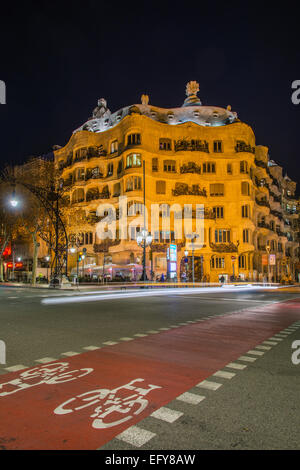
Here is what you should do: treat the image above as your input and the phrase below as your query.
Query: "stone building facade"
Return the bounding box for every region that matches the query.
[54,82,299,282]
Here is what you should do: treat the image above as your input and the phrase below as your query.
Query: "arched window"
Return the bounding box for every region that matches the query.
[126,153,142,168]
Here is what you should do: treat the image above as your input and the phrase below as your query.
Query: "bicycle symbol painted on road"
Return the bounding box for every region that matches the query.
[54,378,162,429]
[0,362,94,397]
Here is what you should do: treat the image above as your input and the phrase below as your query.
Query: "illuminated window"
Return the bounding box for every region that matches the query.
[110,140,118,153]
[126,153,142,168]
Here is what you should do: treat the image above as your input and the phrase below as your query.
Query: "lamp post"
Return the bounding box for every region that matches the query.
[184,249,188,282]
[186,233,199,285]
[45,255,50,282]
[266,244,270,283]
[137,229,152,281]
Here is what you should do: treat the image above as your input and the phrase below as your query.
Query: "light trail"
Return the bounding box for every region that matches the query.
[41,284,279,305]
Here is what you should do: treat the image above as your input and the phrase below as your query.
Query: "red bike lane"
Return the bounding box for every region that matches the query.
[0,298,299,450]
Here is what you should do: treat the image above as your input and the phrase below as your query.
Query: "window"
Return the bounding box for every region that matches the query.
[75,167,85,181]
[212,206,224,218]
[238,255,246,269]
[242,205,250,218]
[72,188,84,203]
[160,231,175,242]
[243,229,250,243]
[152,158,158,172]
[126,153,142,168]
[210,184,224,196]
[126,176,142,191]
[113,182,121,197]
[107,163,113,177]
[156,180,166,194]
[110,140,118,153]
[241,181,250,195]
[203,162,216,173]
[240,161,248,173]
[163,160,176,172]
[213,141,223,153]
[211,257,225,269]
[227,163,232,174]
[127,133,141,146]
[128,201,144,216]
[215,229,231,243]
[117,159,123,174]
[159,138,172,151]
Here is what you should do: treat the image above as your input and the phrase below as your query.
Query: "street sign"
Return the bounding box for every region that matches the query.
[269,254,276,265]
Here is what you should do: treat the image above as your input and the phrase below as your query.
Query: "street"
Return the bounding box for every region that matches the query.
[0,285,299,450]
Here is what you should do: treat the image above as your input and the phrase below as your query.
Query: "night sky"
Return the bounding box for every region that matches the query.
[1,1,299,192]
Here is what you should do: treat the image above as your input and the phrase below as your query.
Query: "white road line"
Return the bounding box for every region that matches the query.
[116,425,156,447]
[134,334,148,337]
[4,364,27,372]
[61,351,80,356]
[274,334,288,338]
[102,341,118,346]
[247,350,265,356]
[83,346,101,350]
[225,362,247,370]
[256,345,271,350]
[147,330,159,334]
[237,355,257,362]
[178,323,189,326]
[196,380,222,390]
[176,392,206,405]
[263,341,279,346]
[119,337,134,341]
[213,370,236,379]
[158,327,170,331]
[8,296,18,299]
[269,337,283,341]
[35,357,57,363]
[150,407,183,423]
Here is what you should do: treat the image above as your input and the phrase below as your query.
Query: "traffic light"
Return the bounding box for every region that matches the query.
[78,252,83,262]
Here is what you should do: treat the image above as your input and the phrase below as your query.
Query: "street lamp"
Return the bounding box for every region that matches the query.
[266,244,270,283]
[10,187,18,208]
[45,255,50,282]
[185,233,199,285]
[136,229,152,281]
[184,249,188,282]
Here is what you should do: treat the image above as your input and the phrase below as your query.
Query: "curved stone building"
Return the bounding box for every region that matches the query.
[54,81,299,282]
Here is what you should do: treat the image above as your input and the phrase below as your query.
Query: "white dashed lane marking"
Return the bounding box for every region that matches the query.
[35,357,57,363]
[176,392,206,405]
[150,407,183,423]
[83,346,101,350]
[196,380,223,391]
[237,355,257,362]
[247,350,265,356]
[256,345,271,350]
[4,365,27,372]
[116,425,156,447]
[213,370,236,379]
[225,362,247,370]
[61,351,80,356]
[102,341,118,346]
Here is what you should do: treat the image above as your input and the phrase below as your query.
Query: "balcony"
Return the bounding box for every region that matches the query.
[174,139,209,153]
[209,242,239,253]
[172,183,207,197]
[255,198,270,208]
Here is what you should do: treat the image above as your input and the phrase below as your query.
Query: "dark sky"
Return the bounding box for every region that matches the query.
[0,1,299,191]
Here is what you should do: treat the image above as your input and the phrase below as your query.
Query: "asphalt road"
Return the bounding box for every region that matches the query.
[0,285,299,450]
